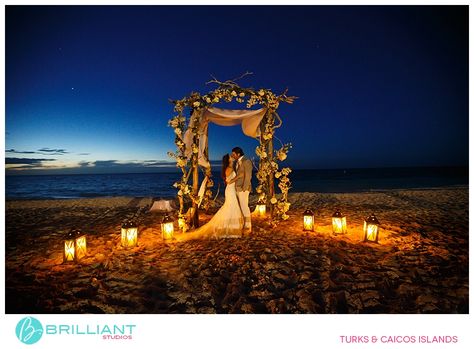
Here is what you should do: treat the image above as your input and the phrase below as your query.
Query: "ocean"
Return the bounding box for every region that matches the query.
[5,167,468,200]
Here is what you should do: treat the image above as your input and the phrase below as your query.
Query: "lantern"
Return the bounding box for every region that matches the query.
[63,229,87,263]
[363,213,380,242]
[303,209,314,231]
[161,214,174,240]
[332,209,347,235]
[255,200,266,217]
[121,220,138,248]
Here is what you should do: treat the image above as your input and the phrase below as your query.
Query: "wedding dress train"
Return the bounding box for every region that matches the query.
[178,171,243,240]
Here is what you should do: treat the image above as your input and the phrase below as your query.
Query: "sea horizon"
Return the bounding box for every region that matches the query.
[5,164,468,177]
[5,166,468,200]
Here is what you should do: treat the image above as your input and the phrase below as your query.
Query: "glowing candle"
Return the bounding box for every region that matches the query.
[255,200,267,217]
[303,209,315,231]
[63,229,87,263]
[121,220,138,248]
[332,209,347,235]
[161,215,174,240]
[363,214,380,243]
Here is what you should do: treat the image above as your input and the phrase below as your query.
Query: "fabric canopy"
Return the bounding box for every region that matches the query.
[183,107,267,168]
[203,107,267,137]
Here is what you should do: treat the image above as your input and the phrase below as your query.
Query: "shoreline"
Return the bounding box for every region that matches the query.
[4,184,469,202]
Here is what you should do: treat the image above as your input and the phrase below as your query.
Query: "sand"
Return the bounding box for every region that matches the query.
[5,188,468,314]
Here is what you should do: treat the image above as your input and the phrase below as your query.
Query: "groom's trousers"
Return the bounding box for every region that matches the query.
[237,190,251,230]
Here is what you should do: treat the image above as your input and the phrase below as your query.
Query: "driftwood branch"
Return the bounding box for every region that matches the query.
[231,71,253,82]
[206,74,219,85]
[278,88,298,104]
[274,111,283,129]
[206,71,253,88]
[273,135,285,149]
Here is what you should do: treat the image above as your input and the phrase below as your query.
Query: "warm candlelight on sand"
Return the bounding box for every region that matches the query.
[161,214,174,240]
[121,220,138,248]
[332,209,347,235]
[303,209,315,231]
[5,189,469,314]
[363,213,380,242]
[63,229,87,263]
[255,200,266,217]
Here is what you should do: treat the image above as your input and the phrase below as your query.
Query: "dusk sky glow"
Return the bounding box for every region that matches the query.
[5,5,468,174]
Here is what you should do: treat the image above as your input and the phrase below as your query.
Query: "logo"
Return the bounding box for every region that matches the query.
[16,317,43,345]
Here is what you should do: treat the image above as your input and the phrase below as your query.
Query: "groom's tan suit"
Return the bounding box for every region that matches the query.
[235,156,252,230]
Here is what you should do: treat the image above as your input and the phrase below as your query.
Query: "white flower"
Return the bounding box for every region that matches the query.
[173,182,179,188]
[231,90,237,96]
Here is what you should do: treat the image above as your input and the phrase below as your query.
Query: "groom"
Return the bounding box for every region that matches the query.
[231,147,252,233]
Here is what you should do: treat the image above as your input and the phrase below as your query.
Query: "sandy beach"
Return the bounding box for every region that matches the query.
[5,187,468,314]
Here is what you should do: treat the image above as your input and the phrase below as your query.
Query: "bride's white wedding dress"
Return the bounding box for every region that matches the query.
[180,171,243,240]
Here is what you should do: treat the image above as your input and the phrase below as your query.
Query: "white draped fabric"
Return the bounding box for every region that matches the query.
[183,107,267,168]
[149,199,174,212]
[197,176,208,207]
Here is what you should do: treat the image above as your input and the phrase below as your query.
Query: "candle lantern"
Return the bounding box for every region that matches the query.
[332,209,347,235]
[63,229,87,263]
[121,220,138,248]
[363,213,380,243]
[303,209,315,231]
[161,214,174,240]
[255,200,266,217]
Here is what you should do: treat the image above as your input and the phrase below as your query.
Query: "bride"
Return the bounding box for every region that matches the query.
[176,154,244,241]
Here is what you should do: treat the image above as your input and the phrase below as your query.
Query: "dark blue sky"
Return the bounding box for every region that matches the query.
[5,5,468,174]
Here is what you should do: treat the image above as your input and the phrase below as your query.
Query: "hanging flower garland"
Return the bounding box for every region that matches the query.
[168,75,296,223]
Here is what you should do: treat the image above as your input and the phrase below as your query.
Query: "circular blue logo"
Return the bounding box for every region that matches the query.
[15,317,43,345]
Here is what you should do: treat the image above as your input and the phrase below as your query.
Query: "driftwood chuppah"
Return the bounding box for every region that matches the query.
[168,74,296,230]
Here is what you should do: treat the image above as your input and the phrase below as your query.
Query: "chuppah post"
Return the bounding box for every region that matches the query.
[259,118,267,198]
[191,145,200,229]
[267,112,275,218]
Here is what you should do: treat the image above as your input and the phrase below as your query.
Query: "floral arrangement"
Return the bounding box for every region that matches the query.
[168,73,296,224]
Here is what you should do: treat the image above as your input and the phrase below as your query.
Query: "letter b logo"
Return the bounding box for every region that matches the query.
[16,317,43,345]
